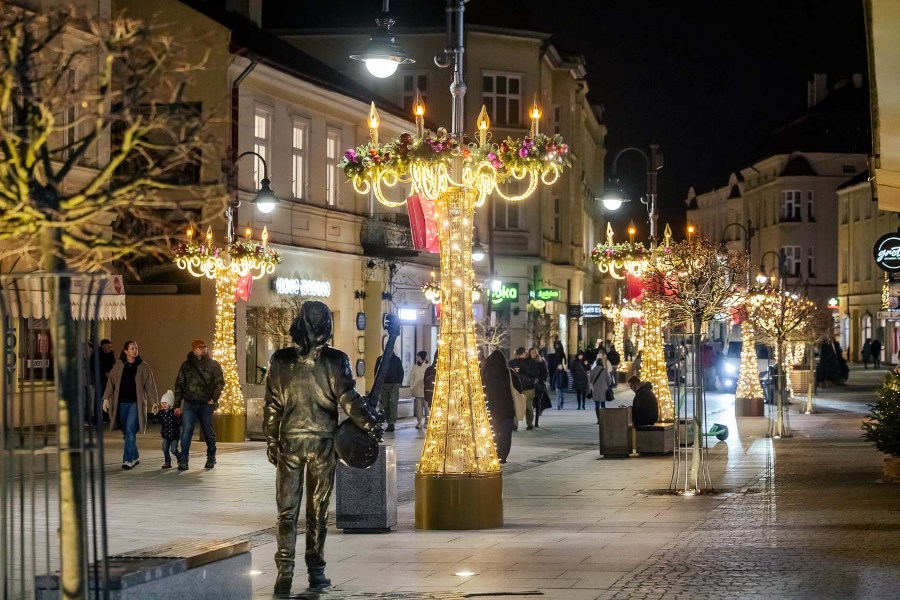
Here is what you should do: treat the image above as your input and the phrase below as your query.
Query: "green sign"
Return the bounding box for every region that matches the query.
[530,288,560,301]
[491,283,519,304]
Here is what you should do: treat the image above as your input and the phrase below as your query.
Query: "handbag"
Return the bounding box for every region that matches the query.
[605,386,615,403]
[510,372,526,421]
[587,367,604,400]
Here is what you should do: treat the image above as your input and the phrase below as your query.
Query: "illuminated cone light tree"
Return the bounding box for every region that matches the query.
[342,0,569,529]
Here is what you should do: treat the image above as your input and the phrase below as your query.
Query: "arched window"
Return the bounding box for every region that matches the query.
[840,316,850,353]
[861,313,873,342]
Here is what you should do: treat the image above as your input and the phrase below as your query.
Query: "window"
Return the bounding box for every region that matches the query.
[807,191,815,222]
[494,201,519,230]
[807,246,815,278]
[401,73,427,112]
[553,198,561,242]
[61,68,78,161]
[862,314,873,344]
[326,127,341,207]
[840,249,848,283]
[291,117,309,200]
[553,106,561,135]
[843,164,856,174]
[253,106,271,189]
[781,245,801,276]
[781,190,801,221]
[482,73,522,126]
[840,197,848,224]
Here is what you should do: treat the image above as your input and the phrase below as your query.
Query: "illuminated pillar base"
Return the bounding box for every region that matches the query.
[213,412,246,442]
[415,472,503,530]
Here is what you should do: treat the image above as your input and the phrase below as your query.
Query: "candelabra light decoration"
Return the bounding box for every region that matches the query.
[173,226,280,429]
[341,0,568,530]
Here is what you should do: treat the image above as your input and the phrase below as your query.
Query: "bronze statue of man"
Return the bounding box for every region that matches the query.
[264,301,382,596]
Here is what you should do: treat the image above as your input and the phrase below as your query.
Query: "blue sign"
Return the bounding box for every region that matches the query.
[356,312,367,331]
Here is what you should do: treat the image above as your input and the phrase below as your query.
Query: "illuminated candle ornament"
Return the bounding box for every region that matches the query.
[187,226,193,241]
[206,226,213,244]
[628,220,637,244]
[414,89,425,139]
[477,105,490,148]
[245,227,252,240]
[529,94,542,137]
[368,101,380,146]
[261,226,269,247]
[687,224,696,239]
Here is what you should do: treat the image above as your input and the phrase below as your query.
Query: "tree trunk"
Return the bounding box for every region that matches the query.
[43,230,87,599]
[771,338,792,438]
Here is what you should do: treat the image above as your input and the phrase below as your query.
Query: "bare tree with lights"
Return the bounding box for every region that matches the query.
[747,288,820,437]
[643,236,747,493]
[0,4,222,595]
[475,313,508,357]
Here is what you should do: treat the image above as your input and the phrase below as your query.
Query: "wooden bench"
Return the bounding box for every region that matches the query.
[635,422,675,455]
[35,539,251,600]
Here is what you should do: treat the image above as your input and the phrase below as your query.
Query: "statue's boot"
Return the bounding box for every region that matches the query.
[308,568,331,590]
[273,571,292,598]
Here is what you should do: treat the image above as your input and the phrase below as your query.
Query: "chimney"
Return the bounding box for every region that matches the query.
[226,0,263,28]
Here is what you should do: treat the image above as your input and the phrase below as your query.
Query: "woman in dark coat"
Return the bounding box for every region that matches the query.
[482,350,516,463]
[570,352,589,410]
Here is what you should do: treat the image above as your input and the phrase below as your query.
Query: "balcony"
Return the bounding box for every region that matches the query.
[360,213,418,258]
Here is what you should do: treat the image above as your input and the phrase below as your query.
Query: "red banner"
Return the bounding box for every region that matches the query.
[407,194,427,250]
[625,273,644,302]
[235,274,253,301]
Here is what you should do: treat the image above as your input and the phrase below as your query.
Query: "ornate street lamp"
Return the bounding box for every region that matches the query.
[349,0,415,78]
[601,144,663,245]
[344,0,569,529]
[172,150,281,441]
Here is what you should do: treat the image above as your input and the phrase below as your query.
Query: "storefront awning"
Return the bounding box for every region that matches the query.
[1,275,127,321]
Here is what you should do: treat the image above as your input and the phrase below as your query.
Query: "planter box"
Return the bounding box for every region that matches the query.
[735,397,764,417]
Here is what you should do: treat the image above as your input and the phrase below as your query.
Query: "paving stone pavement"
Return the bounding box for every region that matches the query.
[6,366,900,599]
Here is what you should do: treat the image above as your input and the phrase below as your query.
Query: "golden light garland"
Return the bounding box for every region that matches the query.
[735,324,764,401]
[591,223,674,280]
[173,226,281,415]
[418,188,498,474]
[641,300,674,421]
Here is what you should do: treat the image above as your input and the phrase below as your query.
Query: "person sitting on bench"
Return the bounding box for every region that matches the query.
[628,376,659,427]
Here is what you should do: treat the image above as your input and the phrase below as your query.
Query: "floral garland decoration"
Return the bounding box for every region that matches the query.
[172,239,281,269]
[339,128,570,181]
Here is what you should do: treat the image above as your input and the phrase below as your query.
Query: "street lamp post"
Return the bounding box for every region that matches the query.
[721,220,755,286]
[601,145,663,246]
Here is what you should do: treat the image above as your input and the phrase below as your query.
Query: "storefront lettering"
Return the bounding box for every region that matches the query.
[874,233,900,273]
[272,277,332,297]
[491,284,519,304]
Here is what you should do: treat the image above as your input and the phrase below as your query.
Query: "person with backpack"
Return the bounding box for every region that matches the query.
[551,362,568,410]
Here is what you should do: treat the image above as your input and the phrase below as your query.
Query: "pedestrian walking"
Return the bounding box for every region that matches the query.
[551,362,568,409]
[373,352,404,432]
[871,338,883,369]
[173,339,224,470]
[509,347,536,430]
[570,351,589,409]
[102,341,159,469]
[607,344,621,385]
[424,351,437,411]
[589,353,611,425]
[482,349,516,463]
[862,338,872,369]
[528,347,550,428]
[409,351,429,429]
[264,301,381,596]
[151,389,181,468]
[623,337,635,361]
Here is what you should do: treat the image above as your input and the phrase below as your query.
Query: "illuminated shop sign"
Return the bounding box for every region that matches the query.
[272,277,331,297]
[874,232,900,272]
[582,304,602,318]
[529,288,560,301]
[490,283,519,304]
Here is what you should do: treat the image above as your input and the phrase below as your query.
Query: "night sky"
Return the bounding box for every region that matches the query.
[263,1,868,237]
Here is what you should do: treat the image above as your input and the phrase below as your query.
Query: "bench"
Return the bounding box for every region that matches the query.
[35,539,251,600]
[635,422,675,455]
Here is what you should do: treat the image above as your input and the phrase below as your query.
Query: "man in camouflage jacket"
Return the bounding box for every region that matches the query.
[174,339,224,470]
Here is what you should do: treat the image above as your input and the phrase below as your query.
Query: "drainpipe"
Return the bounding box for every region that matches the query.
[230,59,257,239]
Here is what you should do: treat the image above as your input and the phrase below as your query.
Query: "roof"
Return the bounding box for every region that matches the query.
[179,1,409,121]
[780,154,817,177]
[727,184,742,199]
[836,170,870,191]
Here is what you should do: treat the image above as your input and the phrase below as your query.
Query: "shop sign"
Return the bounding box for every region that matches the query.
[582,304,602,318]
[530,288,560,301]
[873,232,900,272]
[877,311,900,321]
[272,277,331,297]
[490,283,519,305]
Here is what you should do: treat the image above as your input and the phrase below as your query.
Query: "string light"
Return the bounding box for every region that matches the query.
[641,300,674,421]
[735,324,764,402]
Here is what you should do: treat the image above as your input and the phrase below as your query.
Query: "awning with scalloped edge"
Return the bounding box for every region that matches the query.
[0,275,127,321]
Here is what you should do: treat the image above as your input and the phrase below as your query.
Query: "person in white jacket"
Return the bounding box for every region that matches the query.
[409,351,430,429]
